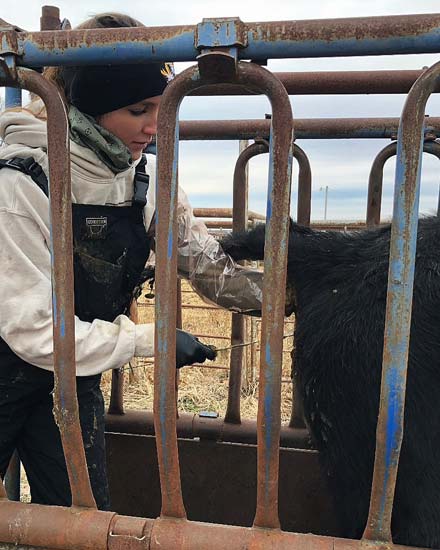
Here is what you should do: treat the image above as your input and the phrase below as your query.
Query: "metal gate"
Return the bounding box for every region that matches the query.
[0,8,439,549]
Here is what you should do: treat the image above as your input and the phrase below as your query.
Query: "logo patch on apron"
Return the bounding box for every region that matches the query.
[85,217,108,239]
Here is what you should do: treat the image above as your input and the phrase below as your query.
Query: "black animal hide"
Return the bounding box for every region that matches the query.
[220,217,440,549]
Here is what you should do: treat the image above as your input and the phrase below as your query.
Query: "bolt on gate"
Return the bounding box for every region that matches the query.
[0,8,440,550]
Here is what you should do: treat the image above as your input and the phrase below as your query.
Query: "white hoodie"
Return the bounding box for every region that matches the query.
[0,104,263,376]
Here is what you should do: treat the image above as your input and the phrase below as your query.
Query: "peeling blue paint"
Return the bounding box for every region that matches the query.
[17,28,440,67]
[264,342,273,499]
[60,311,65,338]
[5,87,21,108]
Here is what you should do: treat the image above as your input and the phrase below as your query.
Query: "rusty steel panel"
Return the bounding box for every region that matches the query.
[154,60,294,527]
[0,67,96,509]
[363,61,440,542]
[178,117,440,140]
[367,141,440,227]
[105,432,337,536]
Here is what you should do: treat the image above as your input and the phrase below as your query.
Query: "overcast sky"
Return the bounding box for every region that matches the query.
[4,1,440,221]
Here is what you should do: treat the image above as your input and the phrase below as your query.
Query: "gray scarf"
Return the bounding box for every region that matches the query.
[68,105,134,174]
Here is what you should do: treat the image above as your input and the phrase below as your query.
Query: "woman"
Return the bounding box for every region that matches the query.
[0,13,264,510]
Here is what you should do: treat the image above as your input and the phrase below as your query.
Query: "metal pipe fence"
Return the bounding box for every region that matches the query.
[0,7,437,549]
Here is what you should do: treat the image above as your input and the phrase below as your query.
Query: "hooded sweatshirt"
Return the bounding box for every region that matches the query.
[0,103,263,376]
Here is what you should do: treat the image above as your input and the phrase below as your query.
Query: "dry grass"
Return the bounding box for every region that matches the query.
[101,279,296,423]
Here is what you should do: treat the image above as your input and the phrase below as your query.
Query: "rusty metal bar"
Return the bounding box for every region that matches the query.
[225,142,263,424]
[106,410,312,449]
[190,69,434,96]
[289,144,310,430]
[40,5,61,31]
[155,65,191,520]
[363,61,440,543]
[3,452,19,501]
[367,140,440,227]
[0,499,419,550]
[108,368,124,415]
[178,117,440,140]
[0,65,96,508]
[6,14,440,67]
[0,501,114,549]
[193,207,264,220]
[295,144,312,226]
[248,69,293,530]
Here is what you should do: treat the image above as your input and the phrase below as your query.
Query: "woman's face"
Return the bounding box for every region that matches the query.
[97,95,161,160]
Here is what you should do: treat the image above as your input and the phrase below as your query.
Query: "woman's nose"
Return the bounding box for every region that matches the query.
[142,120,157,135]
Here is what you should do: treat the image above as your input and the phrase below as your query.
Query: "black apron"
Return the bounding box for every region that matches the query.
[0,155,152,509]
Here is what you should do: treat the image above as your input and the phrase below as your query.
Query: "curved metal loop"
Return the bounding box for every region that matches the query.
[155,61,293,526]
[225,142,267,426]
[225,140,311,429]
[0,67,96,509]
[363,60,440,543]
[367,140,440,227]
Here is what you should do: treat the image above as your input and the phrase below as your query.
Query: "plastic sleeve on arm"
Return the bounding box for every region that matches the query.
[175,188,263,314]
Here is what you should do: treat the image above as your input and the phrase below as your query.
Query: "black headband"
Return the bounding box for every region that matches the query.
[62,62,174,117]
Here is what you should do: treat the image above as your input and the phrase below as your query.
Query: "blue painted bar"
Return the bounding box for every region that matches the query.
[363,60,440,542]
[245,33,440,60]
[8,14,440,67]
[5,87,21,108]
[18,31,198,66]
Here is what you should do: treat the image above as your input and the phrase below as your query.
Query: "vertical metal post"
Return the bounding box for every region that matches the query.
[108,368,125,415]
[40,5,61,31]
[363,60,440,543]
[6,67,97,509]
[2,68,22,503]
[3,453,20,501]
[288,144,311,430]
[294,144,312,227]
[225,141,264,424]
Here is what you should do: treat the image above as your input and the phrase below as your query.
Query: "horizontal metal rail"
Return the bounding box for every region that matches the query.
[3,14,440,66]
[0,499,420,550]
[178,117,440,140]
[190,69,439,96]
[106,410,311,448]
[193,208,265,220]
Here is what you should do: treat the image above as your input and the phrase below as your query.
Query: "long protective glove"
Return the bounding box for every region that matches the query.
[176,329,217,368]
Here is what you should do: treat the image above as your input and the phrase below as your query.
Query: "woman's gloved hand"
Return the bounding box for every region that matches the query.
[176,329,217,368]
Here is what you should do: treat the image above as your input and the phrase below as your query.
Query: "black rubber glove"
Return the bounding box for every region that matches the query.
[176,329,217,368]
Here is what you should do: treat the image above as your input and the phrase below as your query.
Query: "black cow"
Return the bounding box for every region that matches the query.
[220,216,440,549]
